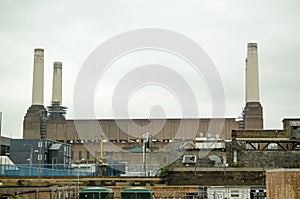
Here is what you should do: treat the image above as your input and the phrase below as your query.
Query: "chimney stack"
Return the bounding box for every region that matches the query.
[48,62,66,120]
[246,43,260,103]
[243,43,263,130]
[52,62,62,105]
[23,48,47,139]
[32,48,44,105]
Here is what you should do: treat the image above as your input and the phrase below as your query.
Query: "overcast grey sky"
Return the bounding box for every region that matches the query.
[0,0,299,138]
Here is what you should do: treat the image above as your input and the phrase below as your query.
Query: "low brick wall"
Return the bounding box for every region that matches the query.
[168,168,265,186]
[239,150,300,168]
[232,130,288,139]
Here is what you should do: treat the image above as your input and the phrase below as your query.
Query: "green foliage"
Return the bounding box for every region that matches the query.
[231,161,244,167]
[285,163,300,168]
[159,165,172,179]
[11,195,22,199]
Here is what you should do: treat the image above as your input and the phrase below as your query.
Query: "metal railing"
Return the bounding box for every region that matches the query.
[0,163,160,177]
[0,164,92,177]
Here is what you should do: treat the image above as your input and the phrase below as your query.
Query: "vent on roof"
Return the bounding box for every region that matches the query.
[182,155,197,164]
[208,155,222,167]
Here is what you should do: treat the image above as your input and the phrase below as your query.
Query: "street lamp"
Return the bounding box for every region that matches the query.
[23,144,33,176]
[77,161,80,198]
[142,132,151,177]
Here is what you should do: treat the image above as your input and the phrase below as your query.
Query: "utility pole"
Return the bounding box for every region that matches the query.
[24,143,33,176]
[143,132,151,177]
[38,140,42,179]
[99,135,103,164]
[143,137,146,176]
[97,134,105,176]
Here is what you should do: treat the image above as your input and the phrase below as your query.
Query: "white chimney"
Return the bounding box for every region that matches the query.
[245,43,260,103]
[52,62,62,105]
[32,48,44,105]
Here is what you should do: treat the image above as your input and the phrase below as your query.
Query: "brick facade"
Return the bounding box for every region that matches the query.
[266,169,300,199]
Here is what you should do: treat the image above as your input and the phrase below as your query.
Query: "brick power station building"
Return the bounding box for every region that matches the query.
[20,42,300,197]
[23,43,265,162]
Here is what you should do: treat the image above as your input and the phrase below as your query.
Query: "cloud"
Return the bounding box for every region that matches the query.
[0,0,299,137]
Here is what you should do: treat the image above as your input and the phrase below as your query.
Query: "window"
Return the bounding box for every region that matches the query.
[231,190,239,197]
[87,151,90,160]
[79,151,82,160]
[246,143,258,150]
[38,141,43,148]
[268,143,278,150]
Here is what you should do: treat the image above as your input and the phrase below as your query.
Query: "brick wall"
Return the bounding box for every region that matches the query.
[239,150,300,168]
[24,118,238,141]
[266,169,300,199]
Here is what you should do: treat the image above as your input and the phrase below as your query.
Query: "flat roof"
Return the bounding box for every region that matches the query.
[282,118,300,122]
[0,136,10,146]
[266,168,300,173]
[122,187,153,193]
[80,187,113,193]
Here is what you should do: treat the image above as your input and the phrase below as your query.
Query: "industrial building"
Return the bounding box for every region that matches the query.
[0,136,10,157]
[0,41,298,199]
[10,138,72,169]
[13,43,299,197]
[23,43,264,164]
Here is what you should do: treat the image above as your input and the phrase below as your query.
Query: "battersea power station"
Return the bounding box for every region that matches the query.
[22,43,300,181]
[23,43,261,161]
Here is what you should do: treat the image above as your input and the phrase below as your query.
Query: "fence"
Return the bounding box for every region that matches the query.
[0,164,94,177]
[0,163,160,177]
